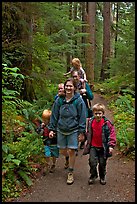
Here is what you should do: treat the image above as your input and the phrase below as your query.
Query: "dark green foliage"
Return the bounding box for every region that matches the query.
[2,64,44,201]
[94,71,135,97]
[95,73,135,159]
[109,3,135,77]
[2,2,135,201]
[110,94,135,158]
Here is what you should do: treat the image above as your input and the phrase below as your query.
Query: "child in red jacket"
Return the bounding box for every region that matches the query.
[83,103,116,185]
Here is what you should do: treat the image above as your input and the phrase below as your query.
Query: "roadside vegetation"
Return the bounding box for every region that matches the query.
[94,71,135,159]
[2,65,135,202]
[2,2,134,202]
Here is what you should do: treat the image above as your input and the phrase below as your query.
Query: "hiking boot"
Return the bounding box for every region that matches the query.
[100,177,106,185]
[88,175,98,185]
[64,159,69,169]
[49,165,55,173]
[88,177,95,185]
[67,172,74,185]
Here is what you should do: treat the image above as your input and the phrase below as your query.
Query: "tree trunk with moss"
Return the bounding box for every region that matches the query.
[100,2,111,81]
[85,2,96,83]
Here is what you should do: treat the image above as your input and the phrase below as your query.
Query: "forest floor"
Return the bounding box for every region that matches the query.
[13,93,135,202]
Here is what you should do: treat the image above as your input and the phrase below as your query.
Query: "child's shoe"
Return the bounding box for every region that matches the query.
[100,177,106,185]
[88,177,95,184]
[88,175,98,185]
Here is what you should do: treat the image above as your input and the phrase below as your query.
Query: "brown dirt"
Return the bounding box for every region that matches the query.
[13,93,135,202]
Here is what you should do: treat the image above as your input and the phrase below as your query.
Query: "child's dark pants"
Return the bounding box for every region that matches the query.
[89,146,107,179]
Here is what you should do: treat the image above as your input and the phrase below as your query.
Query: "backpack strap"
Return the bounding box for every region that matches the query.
[58,97,78,107]
[73,98,78,107]
[58,97,64,106]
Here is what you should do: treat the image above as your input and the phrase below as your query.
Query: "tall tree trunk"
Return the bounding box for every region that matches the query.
[74,2,78,56]
[115,2,119,58]
[81,2,87,61]
[85,2,96,83]
[20,3,36,102]
[66,2,73,72]
[100,2,111,81]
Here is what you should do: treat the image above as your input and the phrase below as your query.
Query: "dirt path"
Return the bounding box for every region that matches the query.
[14,93,135,202]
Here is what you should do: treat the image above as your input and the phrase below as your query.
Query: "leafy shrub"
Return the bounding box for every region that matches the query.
[110,94,135,158]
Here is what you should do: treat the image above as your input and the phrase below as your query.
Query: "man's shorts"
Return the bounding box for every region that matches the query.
[44,145,59,158]
[57,130,79,149]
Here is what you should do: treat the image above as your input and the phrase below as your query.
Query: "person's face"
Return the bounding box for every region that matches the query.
[58,85,65,96]
[65,81,75,95]
[72,72,79,82]
[93,111,104,122]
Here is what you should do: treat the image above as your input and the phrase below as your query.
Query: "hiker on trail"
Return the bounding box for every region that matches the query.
[54,83,65,100]
[40,109,59,175]
[72,70,94,149]
[64,58,87,90]
[48,78,87,185]
[72,70,94,118]
[54,83,70,167]
[83,103,116,185]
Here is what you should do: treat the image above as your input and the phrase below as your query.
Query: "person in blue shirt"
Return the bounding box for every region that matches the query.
[54,83,71,168]
[48,78,86,185]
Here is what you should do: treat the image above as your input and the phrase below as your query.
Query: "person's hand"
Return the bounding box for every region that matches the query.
[84,140,87,146]
[109,147,114,154]
[49,131,55,138]
[41,122,45,128]
[80,89,86,94]
[78,133,85,142]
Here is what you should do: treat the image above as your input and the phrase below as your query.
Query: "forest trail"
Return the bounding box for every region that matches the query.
[14,93,135,202]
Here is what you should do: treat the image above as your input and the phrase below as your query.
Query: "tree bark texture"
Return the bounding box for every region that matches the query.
[100,2,111,80]
[85,2,96,83]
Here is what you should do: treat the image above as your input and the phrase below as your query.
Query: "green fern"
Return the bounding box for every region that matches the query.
[18,170,33,186]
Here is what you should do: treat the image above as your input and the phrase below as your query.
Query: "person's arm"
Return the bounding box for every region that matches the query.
[64,67,73,76]
[77,97,87,134]
[64,71,71,76]
[83,72,87,81]
[80,67,87,81]
[85,83,94,100]
[107,121,116,152]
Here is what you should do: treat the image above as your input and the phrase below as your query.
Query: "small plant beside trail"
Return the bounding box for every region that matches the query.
[109,94,135,158]
[2,64,53,202]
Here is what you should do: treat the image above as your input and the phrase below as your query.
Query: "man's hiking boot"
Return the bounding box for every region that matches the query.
[67,172,74,185]
[100,177,106,185]
[49,165,56,173]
